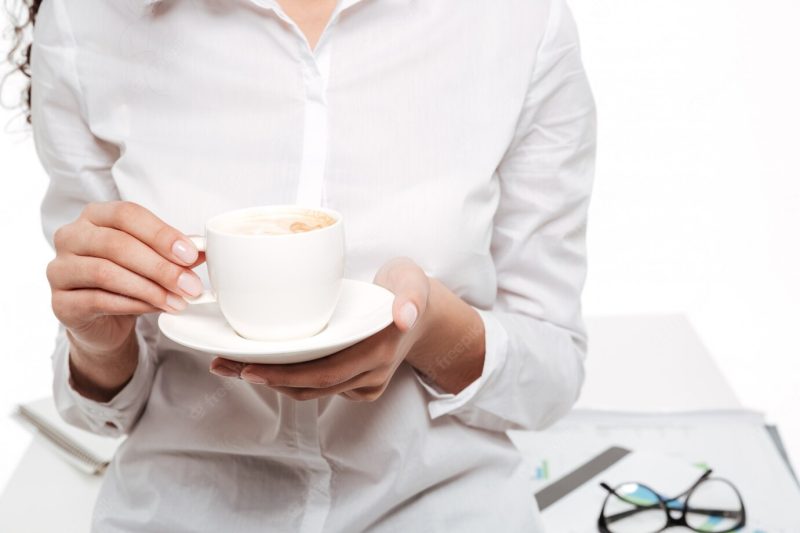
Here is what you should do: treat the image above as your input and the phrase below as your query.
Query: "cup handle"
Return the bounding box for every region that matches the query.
[184,235,216,305]
[187,235,207,252]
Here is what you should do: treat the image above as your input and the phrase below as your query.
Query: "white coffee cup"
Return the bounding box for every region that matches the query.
[187,205,344,341]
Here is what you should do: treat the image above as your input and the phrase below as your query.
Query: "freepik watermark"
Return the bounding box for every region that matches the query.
[420,322,484,382]
[189,377,239,420]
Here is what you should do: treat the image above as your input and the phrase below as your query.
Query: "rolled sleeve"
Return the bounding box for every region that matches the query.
[414,309,509,426]
[52,323,155,437]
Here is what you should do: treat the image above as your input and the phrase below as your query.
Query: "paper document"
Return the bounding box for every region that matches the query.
[511,409,800,532]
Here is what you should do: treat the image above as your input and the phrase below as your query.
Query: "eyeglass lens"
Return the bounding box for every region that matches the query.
[604,483,667,533]
[684,478,743,532]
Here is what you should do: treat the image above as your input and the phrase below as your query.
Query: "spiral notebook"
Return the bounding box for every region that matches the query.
[16,397,125,475]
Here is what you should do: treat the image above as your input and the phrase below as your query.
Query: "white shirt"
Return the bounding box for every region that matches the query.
[31,0,595,530]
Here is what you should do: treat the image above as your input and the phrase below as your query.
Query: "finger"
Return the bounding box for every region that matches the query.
[209,357,245,379]
[240,354,364,389]
[374,258,430,332]
[52,288,160,325]
[269,370,385,401]
[189,251,207,269]
[71,226,204,299]
[82,201,199,266]
[47,255,186,313]
[238,329,396,388]
[340,383,389,402]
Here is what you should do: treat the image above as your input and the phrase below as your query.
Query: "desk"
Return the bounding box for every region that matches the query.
[0,434,102,532]
[0,314,744,532]
[578,314,741,411]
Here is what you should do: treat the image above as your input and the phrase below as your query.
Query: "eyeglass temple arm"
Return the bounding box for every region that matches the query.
[683,506,744,519]
[603,502,742,526]
[663,469,714,503]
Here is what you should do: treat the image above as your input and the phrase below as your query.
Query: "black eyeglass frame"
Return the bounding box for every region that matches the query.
[597,469,747,533]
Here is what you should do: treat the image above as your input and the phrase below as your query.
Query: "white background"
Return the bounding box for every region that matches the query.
[0,0,798,491]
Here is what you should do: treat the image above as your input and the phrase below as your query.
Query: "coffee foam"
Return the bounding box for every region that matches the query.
[218,210,336,236]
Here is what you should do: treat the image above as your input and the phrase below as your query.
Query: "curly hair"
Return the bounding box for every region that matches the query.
[4,0,44,123]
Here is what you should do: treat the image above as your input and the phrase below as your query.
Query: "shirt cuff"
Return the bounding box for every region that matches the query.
[53,327,153,437]
[414,307,510,420]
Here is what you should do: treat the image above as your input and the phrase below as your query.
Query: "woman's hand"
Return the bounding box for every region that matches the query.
[210,257,487,401]
[46,201,204,400]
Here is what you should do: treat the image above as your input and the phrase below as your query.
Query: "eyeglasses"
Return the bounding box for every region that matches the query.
[597,469,746,533]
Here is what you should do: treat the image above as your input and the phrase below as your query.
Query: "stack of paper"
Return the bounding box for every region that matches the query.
[511,409,800,532]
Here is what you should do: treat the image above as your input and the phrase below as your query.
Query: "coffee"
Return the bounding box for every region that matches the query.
[220,210,336,236]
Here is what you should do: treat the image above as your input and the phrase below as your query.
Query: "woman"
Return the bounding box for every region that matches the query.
[10,0,595,530]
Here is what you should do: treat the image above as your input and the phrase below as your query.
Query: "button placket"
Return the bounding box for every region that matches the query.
[261,2,347,208]
[285,28,337,521]
[250,8,345,529]
[294,29,334,208]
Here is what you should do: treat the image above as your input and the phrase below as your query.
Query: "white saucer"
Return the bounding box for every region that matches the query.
[158,279,394,364]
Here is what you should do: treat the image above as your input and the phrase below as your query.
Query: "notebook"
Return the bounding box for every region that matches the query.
[16,397,125,475]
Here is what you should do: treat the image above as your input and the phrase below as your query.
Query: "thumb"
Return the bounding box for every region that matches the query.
[373,257,430,333]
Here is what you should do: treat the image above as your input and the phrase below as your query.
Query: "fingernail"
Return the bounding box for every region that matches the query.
[178,272,203,297]
[172,239,198,265]
[399,302,418,329]
[241,371,266,385]
[210,366,240,379]
[165,294,187,312]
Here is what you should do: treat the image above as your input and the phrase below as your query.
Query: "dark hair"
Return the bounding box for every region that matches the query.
[4,0,44,123]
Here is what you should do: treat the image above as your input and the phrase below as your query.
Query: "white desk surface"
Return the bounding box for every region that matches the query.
[0,314,743,531]
[0,434,102,533]
[578,314,741,412]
